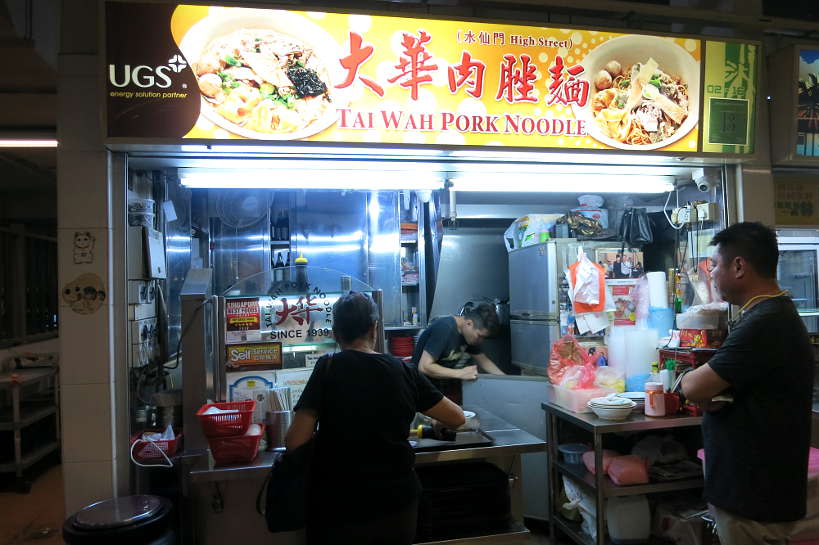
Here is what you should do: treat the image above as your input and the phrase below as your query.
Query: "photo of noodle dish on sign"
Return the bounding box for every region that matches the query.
[573,34,700,150]
[178,9,349,140]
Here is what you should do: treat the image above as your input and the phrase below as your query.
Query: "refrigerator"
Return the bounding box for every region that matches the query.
[508,242,562,372]
[509,240,616,371]
[777,234,819,333]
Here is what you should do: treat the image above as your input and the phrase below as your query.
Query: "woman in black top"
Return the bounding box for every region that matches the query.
[286,292,465,545]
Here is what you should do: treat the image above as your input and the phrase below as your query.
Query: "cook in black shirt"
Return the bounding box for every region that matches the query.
[682,222,813,545]
[413,303,504,404]
[286,292,465,545]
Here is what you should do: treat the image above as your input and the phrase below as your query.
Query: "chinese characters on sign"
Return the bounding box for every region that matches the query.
[775,179,819,225]
[225,291,337,346]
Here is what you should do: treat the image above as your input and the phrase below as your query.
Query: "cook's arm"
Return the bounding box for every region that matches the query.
[472,352,505,375]
[285,408,318,450]
[423,397,466,429]
[681,364,730,404]
[418,350,473,379]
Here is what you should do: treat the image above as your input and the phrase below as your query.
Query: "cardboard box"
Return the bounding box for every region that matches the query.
[679,329,725,349]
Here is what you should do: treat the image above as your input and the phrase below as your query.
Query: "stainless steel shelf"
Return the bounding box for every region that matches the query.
[0,404,57,431]
[552,515,601,545]
[385,325,423,331]
[555,460,703,498]
[542,402,702,433]
[416,521,530,544]
[0,441,59,473]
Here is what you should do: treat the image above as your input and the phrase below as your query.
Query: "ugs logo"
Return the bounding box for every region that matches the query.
[108,55,188,89]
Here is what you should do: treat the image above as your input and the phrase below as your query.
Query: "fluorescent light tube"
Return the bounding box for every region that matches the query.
[180,171,444,191]
[448,175,675,193]
[0,139,58,148]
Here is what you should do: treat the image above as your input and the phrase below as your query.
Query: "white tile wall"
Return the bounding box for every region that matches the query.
[58,305,113,386]
[57,152,111,230]
[62,460,115,515]
[57,74,102,152]
[60,383,114,463]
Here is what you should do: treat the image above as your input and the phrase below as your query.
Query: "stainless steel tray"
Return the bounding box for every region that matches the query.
[412,429,494,452]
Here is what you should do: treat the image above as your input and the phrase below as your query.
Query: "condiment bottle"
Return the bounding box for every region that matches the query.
[644,382,666,417]
[295,252,309,291]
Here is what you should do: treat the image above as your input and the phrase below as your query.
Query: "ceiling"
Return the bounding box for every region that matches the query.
[0,0,57,204]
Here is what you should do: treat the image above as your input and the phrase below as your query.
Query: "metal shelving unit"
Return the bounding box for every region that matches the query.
[543,402,704,545]
[0,368,60,491]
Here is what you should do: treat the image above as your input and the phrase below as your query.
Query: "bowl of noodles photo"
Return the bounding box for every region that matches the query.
[573,35,700,150]
[179,9,347,140]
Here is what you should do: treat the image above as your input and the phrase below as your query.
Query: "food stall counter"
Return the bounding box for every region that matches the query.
[187,407,545,483]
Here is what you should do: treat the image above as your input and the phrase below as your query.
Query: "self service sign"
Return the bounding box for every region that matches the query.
[105,2,758,153]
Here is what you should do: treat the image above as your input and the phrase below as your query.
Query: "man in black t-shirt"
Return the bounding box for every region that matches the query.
[682,222,813,545]
[412,303,504,404]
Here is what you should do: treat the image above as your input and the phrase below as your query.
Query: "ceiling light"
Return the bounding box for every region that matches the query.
[0,139,58,148]
[448,174,675,193]
[180,170,444,191]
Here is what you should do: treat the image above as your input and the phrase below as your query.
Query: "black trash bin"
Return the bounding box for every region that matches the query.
[63,495,176,545]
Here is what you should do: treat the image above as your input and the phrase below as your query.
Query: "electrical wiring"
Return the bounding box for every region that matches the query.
[663,190,685,231]
[166,297,213,370]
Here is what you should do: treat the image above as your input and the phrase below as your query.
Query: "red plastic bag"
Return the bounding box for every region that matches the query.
[582,449,619,475]
[607,455,649,486]
[548,335,590,385]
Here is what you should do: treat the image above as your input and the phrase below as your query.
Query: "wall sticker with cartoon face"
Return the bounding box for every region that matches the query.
[62,273,106,315]
[73,231,95,264]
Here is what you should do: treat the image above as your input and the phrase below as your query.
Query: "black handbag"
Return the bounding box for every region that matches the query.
[618,207,653,247]
[257,354,330,532]
[257,439,314,532]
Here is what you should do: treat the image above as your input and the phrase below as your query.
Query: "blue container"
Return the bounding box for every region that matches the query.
[647,307,675,337]
[626,373,651,393]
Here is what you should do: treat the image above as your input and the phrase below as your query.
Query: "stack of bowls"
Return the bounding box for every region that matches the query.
[587,395,637,421]
[389,336,415,358]
[617,392,646,413]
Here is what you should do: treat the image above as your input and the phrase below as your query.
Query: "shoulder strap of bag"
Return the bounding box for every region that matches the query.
[257,353,333,517]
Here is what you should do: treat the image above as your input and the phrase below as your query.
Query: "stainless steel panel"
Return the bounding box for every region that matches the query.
[164,178,192,352]
[292,190,368,283]
[181,268,215,451]
[366,192,401,326]
[463,376,550,520]
[510,320,557,370]
[509,243,558,320]
[429,226,509,319]
[208,190,271,295]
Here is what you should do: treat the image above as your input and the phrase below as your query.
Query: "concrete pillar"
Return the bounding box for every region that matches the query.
[58,0,126,515]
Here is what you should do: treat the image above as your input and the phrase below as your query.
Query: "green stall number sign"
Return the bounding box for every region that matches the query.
[707,98,748,146]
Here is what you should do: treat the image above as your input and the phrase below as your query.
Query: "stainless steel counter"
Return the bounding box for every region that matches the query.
[187,407,545,483]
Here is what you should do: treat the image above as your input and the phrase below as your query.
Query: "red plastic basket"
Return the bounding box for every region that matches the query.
[196,401,255,438]
[130,430,182,462]
[208,424,265,466]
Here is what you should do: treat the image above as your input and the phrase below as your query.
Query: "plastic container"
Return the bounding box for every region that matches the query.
[558,443,589,464]
[130,430,181,462]
[128,198,155,213]
[551,384,616,413]
[208,424,265,466]
[128,212,155,227]
[196,401,255,438]
[606,495,651,543]
[644,382,666,417]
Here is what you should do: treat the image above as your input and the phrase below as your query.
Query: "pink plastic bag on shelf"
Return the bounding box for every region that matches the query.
[582,450,619,475]
[548,335,590,385]
[607,455,649,486]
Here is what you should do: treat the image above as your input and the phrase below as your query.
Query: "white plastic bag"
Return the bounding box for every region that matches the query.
[573,247,602,305]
